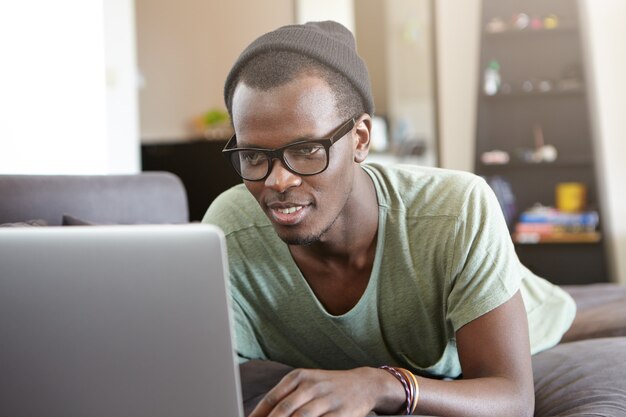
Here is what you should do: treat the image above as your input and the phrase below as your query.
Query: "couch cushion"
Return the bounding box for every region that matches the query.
[533,337,626,416]
[561,283,626,342]
[0,219,48,227]
[62,214,96,226]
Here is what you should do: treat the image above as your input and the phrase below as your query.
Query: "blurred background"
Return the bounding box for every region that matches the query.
[0,0,624,285]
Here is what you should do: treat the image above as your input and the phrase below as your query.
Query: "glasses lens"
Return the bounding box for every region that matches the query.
[284,143,328,175]
[231,150,269,180]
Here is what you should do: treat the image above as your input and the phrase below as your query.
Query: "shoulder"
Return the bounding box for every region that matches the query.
[202,184,270,235]
[362,163,490,218]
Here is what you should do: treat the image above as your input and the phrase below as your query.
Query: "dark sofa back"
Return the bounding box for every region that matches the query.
[0,172,189,225]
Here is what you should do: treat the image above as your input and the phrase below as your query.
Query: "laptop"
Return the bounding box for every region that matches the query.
[0,224,243,417]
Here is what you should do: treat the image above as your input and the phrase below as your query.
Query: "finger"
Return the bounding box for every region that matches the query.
[265,385,322,417]
[273,395,335,417]
[249,370,304,417]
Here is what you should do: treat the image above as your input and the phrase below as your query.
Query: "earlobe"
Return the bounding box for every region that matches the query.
[354,151,366,163]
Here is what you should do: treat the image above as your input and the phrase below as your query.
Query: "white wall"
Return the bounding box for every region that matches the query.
[104,0,141,173]
[579,0,626,284]
[0,2,105,174]
[0,0,139,175]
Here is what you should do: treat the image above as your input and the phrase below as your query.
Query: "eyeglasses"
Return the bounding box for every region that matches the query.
[222,117,356,181]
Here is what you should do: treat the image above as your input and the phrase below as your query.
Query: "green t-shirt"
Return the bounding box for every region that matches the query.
[203,163,575,378]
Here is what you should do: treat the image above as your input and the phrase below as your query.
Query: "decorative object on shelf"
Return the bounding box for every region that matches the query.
[511,13,530,30]
[533,124,558,162]
[530,16,544,30]
[537,79,554,93]
[556,182,587,213]
[543,14,560,29]
[483,59,501,96]
[515,124,558,163]
[521,79,535,93]
[192,108,233,140]
[557,64,584,92]
[485,16,507,33]
[481,150,510,165]
[485,175,517,229]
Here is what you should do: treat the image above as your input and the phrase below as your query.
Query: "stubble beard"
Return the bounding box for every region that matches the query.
[276,214,338,246]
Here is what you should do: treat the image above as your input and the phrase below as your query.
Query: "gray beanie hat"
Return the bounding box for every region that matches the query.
[224,21,374,116]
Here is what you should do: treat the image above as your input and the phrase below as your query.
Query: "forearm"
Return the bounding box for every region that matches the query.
[413,375,534,417]
[373,367,533,417]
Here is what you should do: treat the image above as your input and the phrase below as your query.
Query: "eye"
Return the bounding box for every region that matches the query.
[288,143,324,157]
[240,151,266,166]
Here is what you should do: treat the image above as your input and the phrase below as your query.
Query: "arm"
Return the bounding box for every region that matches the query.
[413,290,534,416]
[248,291,534,417]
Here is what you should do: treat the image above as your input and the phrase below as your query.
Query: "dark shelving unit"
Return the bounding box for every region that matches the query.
[474,0,609,285]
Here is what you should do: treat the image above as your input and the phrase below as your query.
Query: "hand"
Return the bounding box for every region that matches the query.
[249,367,403,417]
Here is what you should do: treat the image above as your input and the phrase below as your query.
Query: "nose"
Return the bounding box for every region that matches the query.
[264,159,301,192]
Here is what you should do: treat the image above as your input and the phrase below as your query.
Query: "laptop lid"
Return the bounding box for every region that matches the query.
[0,224,243,417]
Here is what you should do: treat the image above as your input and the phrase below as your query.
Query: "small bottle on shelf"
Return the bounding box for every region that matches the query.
[484,59,501,96]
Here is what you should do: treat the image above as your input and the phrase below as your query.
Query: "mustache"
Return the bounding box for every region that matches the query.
[264,191,309,206]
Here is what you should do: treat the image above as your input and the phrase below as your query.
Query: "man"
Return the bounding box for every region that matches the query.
[204,21,575,417]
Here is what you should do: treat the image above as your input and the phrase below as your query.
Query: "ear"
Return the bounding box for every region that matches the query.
[353,114,372,163]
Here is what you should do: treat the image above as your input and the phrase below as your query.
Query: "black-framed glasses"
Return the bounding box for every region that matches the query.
[222,117,356,181]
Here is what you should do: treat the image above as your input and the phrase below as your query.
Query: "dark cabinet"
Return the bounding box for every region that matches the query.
[142,140,242,222]
[474,0,609,284]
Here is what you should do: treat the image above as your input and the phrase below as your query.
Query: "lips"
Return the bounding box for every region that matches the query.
[266,202,309,225]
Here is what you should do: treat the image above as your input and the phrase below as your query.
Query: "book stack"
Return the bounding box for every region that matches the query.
[513,205,600,244]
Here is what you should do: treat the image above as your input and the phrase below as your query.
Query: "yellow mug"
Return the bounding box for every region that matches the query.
[556,182,587,213]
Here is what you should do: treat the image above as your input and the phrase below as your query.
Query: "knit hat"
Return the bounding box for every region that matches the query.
[224,21,374,115]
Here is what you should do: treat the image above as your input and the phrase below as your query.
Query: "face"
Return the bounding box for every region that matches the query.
[231,75,367,245]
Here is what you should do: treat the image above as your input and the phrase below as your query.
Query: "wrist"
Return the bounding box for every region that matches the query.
[363,367,407,415]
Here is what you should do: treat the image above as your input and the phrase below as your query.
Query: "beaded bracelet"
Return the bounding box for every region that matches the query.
[380,365,419,415]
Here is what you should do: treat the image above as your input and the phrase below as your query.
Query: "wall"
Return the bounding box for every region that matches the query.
[0,0,139,175]
[104,0,141,173]
[579,0,626,284]
[136,0,294,142]
[0,2,100,174]
[353,1,438,166]
[295,0,354,32]
[435,0,481,172]
[354,0,388,116]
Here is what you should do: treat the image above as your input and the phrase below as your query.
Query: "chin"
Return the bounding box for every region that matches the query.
[273,224,324,246]
[276,230,320,246]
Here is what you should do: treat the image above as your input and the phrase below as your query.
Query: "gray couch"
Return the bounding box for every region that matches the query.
[0,172,188,225]
[1,173,625,416]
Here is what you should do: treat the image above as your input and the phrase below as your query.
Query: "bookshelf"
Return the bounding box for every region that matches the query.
[474,0,609,284]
